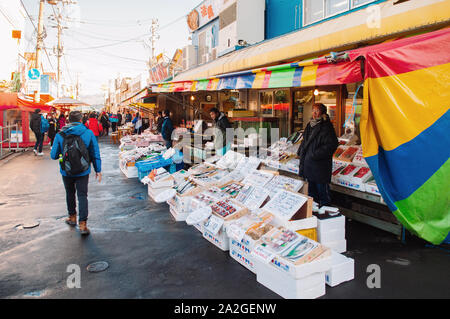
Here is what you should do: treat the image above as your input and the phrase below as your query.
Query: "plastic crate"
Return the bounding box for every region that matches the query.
[296,228,318,241]
[136,156,173,180]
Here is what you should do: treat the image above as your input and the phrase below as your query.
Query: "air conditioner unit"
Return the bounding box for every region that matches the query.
[182,45,198,71]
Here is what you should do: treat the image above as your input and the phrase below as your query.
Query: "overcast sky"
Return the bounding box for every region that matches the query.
[22,0,200,102]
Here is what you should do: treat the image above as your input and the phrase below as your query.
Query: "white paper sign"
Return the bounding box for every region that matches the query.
[251,245,276,264]
[263,190,308,221]
[203,214,224,236]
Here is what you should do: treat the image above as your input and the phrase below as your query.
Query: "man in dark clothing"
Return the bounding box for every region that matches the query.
[297,103,338,207]
[161,110,174,148]
[51,111,102,236]
[99,112,110,136]
[125,111,132,123]
[117,112,123,127]
[30,109,45,156]
[156,111,164,133]
[210,107,232,155]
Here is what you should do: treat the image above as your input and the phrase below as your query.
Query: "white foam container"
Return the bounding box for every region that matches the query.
[325,251,355,287]
[279,216,317,232]
[255,258,327,299]
[318,228,346,243]
[120,164,138,178]
[169,206,190,222]
[317,215,346,234]
[322,239,347,253]
[202,225,230,251]
[229,243,256,274]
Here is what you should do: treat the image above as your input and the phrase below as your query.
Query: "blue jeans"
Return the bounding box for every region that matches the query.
[62,175,89,222]
[308,181,332,207]
[34,132,44,152]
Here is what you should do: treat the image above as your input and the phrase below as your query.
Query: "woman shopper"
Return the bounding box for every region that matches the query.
[47,113,57,146]
[297,103,338,208]
[161,110,174,148]
[132,112,143,135]
[99,112,110,136]
[57,114,66,131]
[85,112,103,142]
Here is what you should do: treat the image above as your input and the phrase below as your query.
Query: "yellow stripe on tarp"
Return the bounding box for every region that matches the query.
[361,62,450,157]
[300,65,318,87]
[210,78,220,91]
[252,71,266,89]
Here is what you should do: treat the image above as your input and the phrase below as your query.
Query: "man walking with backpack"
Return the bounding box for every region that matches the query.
[51,111,102,236]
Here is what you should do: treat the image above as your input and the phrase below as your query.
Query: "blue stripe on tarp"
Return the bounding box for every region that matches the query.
[293,67,303,87]
[236,74,256,89]
[365,109,450,205]
[218,77,238,90]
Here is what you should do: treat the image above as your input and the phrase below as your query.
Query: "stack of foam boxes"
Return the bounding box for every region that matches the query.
[316,211,347,253]
[254,244,331,299]
[325,251,355,287]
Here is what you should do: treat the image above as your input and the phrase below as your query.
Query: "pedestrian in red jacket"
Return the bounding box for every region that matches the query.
[85,112,103,141]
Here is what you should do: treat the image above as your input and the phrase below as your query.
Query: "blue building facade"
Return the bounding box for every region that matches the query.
[265,0,387,40]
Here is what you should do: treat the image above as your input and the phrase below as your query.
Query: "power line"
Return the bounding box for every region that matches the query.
[20,0,55,72]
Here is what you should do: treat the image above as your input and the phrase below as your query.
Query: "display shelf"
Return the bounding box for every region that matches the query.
[330,184,385,205]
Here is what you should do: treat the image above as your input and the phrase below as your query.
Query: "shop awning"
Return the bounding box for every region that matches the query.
[0,92,52,113]
[151,54,363,93]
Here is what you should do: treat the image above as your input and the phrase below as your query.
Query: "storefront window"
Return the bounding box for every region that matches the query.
[325,0,349,16]
[293,90,314,131]
[345,82,364,138]
[5,110,24,143]
[259,91,274,116]
[314,89,338,130]
[274,90,290,138]
[352,0,376,8]
[304,0,324,25]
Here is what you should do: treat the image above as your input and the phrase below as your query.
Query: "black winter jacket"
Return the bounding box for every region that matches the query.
[30,112,41,134]
[297,116,338,184]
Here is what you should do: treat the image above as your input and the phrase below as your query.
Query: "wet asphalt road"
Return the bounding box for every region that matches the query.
[0,138,449,299]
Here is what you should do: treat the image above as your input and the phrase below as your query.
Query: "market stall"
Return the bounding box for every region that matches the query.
[0,92,53,148]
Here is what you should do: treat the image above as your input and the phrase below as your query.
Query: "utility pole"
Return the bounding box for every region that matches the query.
[34,0,45,102]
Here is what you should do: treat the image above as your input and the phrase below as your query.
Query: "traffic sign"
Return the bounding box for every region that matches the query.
[28,68,41,80]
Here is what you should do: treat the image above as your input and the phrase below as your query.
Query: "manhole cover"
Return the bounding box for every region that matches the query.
[87,261,109,273]
[23,220,40,229]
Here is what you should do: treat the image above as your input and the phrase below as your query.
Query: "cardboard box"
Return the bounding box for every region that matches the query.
[210,198,248,222]
[325,251,355,287]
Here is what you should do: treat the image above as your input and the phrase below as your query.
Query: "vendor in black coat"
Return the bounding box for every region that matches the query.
[297,103,338,207]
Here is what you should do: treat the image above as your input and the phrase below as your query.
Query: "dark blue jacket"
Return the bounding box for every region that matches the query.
[50,122,102,177]
[161,116,174,141]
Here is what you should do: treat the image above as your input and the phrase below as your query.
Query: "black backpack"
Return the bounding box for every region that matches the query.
[59,132,90,175]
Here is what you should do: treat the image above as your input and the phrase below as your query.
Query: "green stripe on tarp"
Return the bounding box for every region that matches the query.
[393,158,450,244]
[268,67,296,89]
[196,79,209,91]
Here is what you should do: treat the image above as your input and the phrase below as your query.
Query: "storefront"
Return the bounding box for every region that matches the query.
[0,92,53,148]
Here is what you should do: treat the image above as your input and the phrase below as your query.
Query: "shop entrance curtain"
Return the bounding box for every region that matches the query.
[0,92,52,113]
[351,28,450,244]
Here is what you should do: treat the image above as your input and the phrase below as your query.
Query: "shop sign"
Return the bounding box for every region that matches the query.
[188,0,221,31]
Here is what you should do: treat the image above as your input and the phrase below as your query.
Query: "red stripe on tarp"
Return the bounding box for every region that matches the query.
[262,71,272,88]
[315,60,363,86]
[348,27,450,79]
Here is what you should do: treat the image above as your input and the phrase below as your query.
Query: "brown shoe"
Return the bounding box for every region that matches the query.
[79,221,90,236]
[65,214,77,226]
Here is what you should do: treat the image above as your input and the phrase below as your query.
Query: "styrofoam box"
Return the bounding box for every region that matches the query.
[255,258,326,299]
[269,249,332,279]
[317,215,345,234]
[278,216,318,232]
[169,206,190,222]
[193,223,202,232]
[120,164,138,178]
[325,251,355,287]
[202,226,230,251]
[318,228,346,243]
[322,239,347,254]
[230,246,256,273]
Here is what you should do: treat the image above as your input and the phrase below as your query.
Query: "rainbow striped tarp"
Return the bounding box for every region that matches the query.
[349,28,450,245]
[151,56,362,93]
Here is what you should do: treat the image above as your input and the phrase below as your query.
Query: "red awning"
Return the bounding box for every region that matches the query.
[0,92,53,113]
